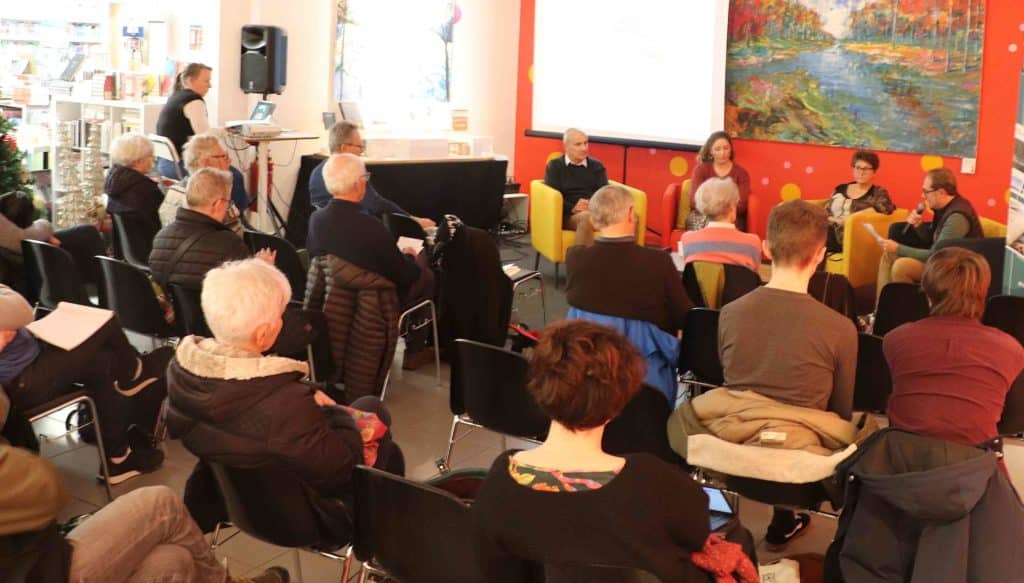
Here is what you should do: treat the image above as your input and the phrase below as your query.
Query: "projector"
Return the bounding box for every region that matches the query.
[225,121,284,138]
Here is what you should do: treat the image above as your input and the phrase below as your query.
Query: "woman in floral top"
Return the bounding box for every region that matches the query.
[825,150,895,252]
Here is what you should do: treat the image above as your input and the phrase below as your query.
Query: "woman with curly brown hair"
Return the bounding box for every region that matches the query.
[472,320,753,582]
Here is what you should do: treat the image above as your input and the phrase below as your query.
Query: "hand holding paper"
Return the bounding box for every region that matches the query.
[397,236,424,256]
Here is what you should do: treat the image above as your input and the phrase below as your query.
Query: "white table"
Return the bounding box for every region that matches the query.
[243,131,318,233]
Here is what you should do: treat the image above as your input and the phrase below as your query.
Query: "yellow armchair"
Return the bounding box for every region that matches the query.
[980,217,1007,238]
[529,180,647,280]
[807,199,908,289]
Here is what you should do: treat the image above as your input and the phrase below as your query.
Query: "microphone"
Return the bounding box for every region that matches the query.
[903,203,926,236]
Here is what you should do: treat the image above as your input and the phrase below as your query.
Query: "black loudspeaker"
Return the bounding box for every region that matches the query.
[240,25,287,95]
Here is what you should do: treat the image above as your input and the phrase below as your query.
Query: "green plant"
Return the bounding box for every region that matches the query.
[0,115,30,195]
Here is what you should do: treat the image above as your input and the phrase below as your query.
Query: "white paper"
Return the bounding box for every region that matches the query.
[25,302,114,351]
[396,236,424,255]
[862,223,883,241]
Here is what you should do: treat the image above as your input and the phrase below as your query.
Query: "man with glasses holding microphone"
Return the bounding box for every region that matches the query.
[308,121,435,229]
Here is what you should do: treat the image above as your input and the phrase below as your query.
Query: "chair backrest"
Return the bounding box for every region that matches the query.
[96,255,176,338]
[682,261,759,309]
[853,333,891,413]
[382,213,427,242]
[681,262,707,308]
[148,134,183,179]
[451,338,549,439]
[351,465,486,582]
[243,230,307,301]
[933,237,1004,298]
[983,295,1024,346]
[809,271,857,324]
[111,212,157,270]
[721,264,762,305]
[679,308,724,387]
[998,371,1024,436]
[168,283,211,337]
[873,282,929,336]
[209,461,352,550]
[20,239,92,309]
[544,563,663,583]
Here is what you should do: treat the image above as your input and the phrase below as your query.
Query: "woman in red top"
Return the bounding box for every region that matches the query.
[884,248,1024,448]
[689,131,751,232]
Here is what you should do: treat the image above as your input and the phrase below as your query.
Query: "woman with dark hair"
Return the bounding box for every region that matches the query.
[473,320,754,582]
[688,131,751,231]
[884,248,1024,447]
[824,150,894,252]
[155,63,213,177]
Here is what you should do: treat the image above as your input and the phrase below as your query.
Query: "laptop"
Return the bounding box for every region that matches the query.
[250,100,276,122]
[705,487,736,531]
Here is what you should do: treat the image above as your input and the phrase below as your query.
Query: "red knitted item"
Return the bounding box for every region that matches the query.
[690,534,759,583]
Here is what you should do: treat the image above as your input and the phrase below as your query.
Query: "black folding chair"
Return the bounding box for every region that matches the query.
[983,295,1024,346]
[682,262,760,309]
[934,237,1005,298]
[208,462,353,581]
[999,372,1024,437]
[853,333,891,414]
[243,231,308,302]
[21,239,93,309]
[810,271,857,325]
[678,308,724,390]
[873,282,929,336]
[168,283,211,337]
[440,338,549,472]
[351,465,486,583]
[96,256,178,342]
[111,213,157,272]
[382,213,427,242]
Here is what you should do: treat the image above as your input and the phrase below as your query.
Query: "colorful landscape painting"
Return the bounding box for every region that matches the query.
[725,0,986,157]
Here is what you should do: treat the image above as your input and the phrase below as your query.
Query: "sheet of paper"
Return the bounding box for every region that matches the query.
[396,236,424,255]
[25,302,114,351]
[862,223,883,241]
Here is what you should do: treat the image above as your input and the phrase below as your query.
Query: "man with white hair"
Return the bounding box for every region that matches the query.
[166,258,402,531]
[565,184,691,335]
[105,133,164,257]
[307,153,434,305]
[677,177,762,271]
[543,128,608,246]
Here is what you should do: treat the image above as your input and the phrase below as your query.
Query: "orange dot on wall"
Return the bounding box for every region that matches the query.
[780,183,801,201]
[547,151,561,163]
[920,155,944,171]
[668,156,689,177]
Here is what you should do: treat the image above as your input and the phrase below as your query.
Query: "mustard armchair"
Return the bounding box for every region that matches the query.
[807,199,908,289]
[530,180,647,284]
[980,217,1007,238]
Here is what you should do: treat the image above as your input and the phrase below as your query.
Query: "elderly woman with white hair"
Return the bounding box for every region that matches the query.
[166,258,403,531]
[104,133,164,259]
[677,177,762,272]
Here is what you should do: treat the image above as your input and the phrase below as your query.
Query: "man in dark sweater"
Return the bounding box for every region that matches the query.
[543,128,608,246]
[566,184,691,334]
[307,153,434,307]
[718,200,857,549]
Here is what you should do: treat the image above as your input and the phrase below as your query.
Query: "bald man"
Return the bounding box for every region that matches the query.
[543,128,608,246]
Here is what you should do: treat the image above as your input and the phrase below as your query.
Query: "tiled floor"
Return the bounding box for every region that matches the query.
[32,237,1024,581]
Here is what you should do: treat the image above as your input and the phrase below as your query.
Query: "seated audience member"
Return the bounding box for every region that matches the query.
[543,128,609,247]
[565,184,691,335]
[678,177,761,271]
[104,133,164,255]
[158,133,249,233]
[885,248,1024,447]
[825,150,894,252]
[688,131,751,231]
[474,320,757,583]
[876,167,982,297]
[0,284,169,483]
[308,121,434,228]
[166,259,403,531]
[0,445,288,582]
[718,200,857,549]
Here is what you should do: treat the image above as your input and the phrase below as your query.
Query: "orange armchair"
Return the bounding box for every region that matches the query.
[657,179,763,247]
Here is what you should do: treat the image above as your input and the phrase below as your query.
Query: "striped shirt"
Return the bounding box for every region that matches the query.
[679,222,762,271]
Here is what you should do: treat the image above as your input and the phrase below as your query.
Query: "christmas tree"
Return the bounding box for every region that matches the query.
[0,115,30,194]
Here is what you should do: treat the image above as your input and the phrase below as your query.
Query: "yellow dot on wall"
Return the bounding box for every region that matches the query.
[920,155,944,171]
[1008,188,1014,203]
[547,151,562,163]
[668,156,689,177]
[780,183,802,201]
[528,65,534,83]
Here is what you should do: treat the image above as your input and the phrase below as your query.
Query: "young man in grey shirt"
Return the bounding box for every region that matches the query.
[718,199,857,548]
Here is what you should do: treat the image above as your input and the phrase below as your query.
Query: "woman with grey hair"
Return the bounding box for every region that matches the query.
[104,133,164,256]
[677,177,761,271]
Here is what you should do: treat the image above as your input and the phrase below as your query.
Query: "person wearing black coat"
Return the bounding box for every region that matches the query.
[105,134,164,261]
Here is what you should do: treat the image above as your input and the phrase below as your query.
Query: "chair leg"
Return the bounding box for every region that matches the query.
[442,415,461,472]
[340,546,354,582]
[86,397,114,502]
[538,276,547,324]
[358,564,369,583]
[379,369,391,402]
[306,345,317,383]
[533,251,540,271]
[294,548,304,582]
[211,522,223,549]
[429,301,441,387]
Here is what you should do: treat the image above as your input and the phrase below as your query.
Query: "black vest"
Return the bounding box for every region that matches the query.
[156,89,204,156]
[932,194,983,243]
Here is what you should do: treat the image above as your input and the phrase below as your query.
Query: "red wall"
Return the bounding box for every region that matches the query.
[514,1,1024,243]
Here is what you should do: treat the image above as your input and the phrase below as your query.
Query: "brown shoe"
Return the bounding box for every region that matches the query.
[402,348,434,370]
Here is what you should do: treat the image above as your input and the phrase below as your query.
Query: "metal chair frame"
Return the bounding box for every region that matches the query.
[211,522,354,582]
[380,299,441,400]
[29,393,113,502]
[510,269,547,325]
[148,134,184,180]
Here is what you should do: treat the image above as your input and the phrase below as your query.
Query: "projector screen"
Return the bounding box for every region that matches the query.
[531,0,729,148]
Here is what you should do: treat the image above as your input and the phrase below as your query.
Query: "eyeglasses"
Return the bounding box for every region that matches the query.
[360,172,372,182]
[922,187,939,194]
[345,142,367,152]
[853,165,875,172]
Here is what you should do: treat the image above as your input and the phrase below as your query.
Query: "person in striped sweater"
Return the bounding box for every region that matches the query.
[678,177,762,271]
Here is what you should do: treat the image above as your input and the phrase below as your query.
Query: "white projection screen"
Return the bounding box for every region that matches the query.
[531,0,729,148]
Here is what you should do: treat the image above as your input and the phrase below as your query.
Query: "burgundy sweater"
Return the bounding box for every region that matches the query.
[884,316,1024,447]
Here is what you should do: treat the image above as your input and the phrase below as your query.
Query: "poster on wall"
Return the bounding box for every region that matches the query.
[1004,70,1024,296]
[725,0,985,158]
